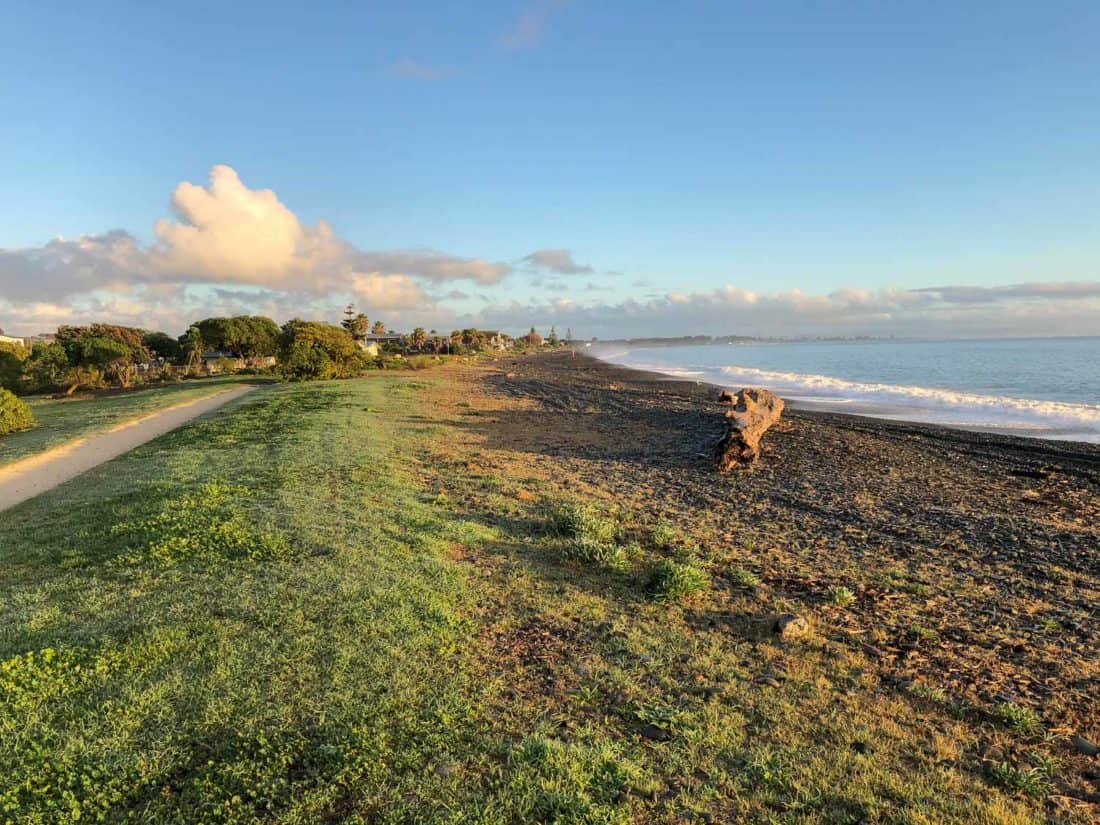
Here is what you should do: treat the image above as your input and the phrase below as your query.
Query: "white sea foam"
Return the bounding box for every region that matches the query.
[713,364,1100,440]
[604,351,1100,442]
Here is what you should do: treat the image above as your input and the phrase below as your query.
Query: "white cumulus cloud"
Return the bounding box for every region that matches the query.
[0,165,518,331]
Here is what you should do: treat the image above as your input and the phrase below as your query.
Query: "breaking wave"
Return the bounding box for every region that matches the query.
[712,364,1100,441]
[598,346,1100,442]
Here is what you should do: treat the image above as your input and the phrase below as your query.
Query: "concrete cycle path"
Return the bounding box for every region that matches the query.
[0,384,257,513]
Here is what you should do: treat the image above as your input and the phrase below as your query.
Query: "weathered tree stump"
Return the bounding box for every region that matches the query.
[715,387,784,470]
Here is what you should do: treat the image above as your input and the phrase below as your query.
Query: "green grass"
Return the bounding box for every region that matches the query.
[990,702,1044,737]
[0,378,489,823]
[546,502,618,544]
[644,559,710,602]
[0,377,259,468]
[727,566,762,588]
[0,373,1054,823]
[987,762,1053,799]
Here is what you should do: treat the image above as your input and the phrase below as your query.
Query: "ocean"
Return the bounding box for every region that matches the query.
[594,337,1100,443]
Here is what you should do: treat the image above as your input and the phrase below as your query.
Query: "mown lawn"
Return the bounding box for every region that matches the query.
[0,377,262,468]
[0,375,1052,823]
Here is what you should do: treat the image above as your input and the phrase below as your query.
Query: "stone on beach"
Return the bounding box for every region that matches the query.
[715,387,785,470]
[773,613,810,641]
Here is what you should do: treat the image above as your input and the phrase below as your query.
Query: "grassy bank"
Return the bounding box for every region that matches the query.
[0,370,1069,823]
[0,377,263,468]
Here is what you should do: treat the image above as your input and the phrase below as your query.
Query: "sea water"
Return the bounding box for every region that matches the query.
[595,337,1100,443]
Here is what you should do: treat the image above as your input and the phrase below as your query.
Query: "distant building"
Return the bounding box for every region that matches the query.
[481,331,512,350]
[0,334,25,347]
[22,333,57,347]
[362,333,405,354]
[201,351,245,373]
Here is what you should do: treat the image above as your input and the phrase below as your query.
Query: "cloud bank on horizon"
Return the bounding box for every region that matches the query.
[0,164,1096,340]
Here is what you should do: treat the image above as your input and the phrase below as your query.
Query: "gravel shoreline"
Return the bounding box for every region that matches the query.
[475,350,1098,798]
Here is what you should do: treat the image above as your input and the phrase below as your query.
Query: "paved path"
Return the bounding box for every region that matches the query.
[0,384,257,513]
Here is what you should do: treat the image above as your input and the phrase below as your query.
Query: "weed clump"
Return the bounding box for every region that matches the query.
[990,702,1043,736]
[728,566,762,587]
[650,519,678,548]
[827,585,856,607]
[547,502,618,544]
[987,760,1052,799]
[645,559,709,602]
[565,538,639,573]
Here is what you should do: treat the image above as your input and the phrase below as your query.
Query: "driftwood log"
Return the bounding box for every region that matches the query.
[715,388,784,470]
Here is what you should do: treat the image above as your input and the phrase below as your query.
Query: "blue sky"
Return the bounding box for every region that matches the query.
[1,1,1099,337]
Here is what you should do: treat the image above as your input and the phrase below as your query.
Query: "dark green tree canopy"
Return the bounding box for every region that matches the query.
[187,316,280,359]
[142,331,183,363]
[56,324,150,368]
[278,320,364,380]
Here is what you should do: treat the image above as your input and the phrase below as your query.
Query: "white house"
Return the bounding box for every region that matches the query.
[481,331,512,350]
[0,334,25,347]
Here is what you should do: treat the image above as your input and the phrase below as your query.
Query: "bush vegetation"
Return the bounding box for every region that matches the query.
[0,389,35,435]
[0,341,30,391]
[277,319,365,380]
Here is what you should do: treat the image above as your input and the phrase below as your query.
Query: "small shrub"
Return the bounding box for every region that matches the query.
[827,585,856,607]
[547,503,617,544]
[278,320,364,380]
[0,389,34,435]
[645,559,709,602]
[728,566,761,587]
[991,702,1043,736]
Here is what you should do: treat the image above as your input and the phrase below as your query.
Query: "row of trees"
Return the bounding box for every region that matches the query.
[1,324,169,396]
[0,314,405,394]
[0,313,572,396]
[390,326,570,354]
